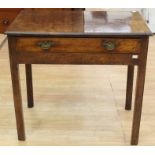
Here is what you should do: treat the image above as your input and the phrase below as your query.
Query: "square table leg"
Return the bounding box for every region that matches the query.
[125,65,134,110]
[131,37,149,145]
[10,63,25,140]
[25,64,34,108]
[8,37,25,140]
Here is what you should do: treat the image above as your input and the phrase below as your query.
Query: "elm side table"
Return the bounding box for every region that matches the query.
[5,10,152,145]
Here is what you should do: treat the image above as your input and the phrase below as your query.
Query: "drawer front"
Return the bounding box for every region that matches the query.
[16,37,142,54]
[0,9,22,33]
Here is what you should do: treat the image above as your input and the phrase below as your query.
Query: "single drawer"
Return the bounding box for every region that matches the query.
[16,37,142,54]
[0,9,22,33]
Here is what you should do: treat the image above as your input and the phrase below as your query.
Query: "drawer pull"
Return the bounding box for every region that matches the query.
[37,41,55,50]
[2,19,9,25]
[102,41,116,51]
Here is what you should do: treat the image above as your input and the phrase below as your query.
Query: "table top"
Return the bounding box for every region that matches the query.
[6,10,152,36]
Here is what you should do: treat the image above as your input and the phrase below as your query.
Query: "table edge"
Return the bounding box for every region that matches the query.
[5,31,153,37]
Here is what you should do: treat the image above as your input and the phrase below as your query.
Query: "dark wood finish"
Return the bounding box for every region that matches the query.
[125,65,134,110]
[26,8,84,11]
[16,51,138,65]
[0,9,22,33]
[16,37,142,54]
[25,64,34,108]
[131,37,149,145]
[6,10,152,36]
[0,8,84,34]
[6,10,151,145]
[8,37,25,140]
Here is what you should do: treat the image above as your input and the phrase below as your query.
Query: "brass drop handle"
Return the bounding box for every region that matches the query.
[2,19,9,25]
[37,41,55,50]
[102,41,116,51]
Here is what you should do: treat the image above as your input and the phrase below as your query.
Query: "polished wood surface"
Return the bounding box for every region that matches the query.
[6,10,152,36]
[131,37,149,145]
[14,50,137,65]
[0,9,22,33]
[6,10,151,145]
[125,65,134,110]
[8,37,25,140]
[16,37,142,54]
[0,35,155,145]
[0,8,84,34]
[25,64,34,108]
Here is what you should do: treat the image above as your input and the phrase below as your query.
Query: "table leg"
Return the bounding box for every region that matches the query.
[25,64,34,108]
[125,65,134,110]
[131,37,149,145]
[10,63,25,140]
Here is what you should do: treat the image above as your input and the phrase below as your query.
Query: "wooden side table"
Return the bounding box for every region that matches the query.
[5,10,152,145]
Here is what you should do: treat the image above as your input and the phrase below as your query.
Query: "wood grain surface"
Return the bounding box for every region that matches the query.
[0,8,84,34]
[6,10,152,36]
[0,9,22,33]
[16,37,142,54]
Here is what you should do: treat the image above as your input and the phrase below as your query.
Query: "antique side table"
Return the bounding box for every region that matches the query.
[5,10,152,145]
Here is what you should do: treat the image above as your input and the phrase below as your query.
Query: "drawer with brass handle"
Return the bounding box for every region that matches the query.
[16,37,142,54]
[37,41,55,50]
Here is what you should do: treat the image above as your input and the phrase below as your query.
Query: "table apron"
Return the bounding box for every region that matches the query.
[14,52,138,65]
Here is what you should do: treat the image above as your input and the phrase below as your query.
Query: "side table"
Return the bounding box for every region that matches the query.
[5,10,152,145]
